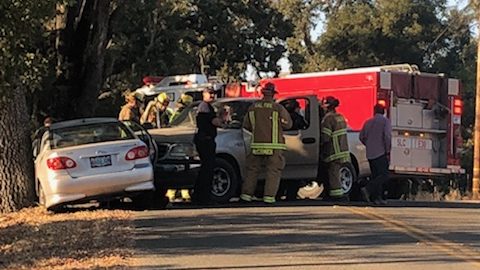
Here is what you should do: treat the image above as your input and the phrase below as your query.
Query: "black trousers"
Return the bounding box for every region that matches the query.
[366,154,389,200]
[193,136,216,203]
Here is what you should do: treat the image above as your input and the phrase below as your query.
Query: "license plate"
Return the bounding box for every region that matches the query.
[90,155,112,168]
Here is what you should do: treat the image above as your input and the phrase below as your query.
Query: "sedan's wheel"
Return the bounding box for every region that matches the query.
[340,162,356,195]
[297,181,323,199]
[211,158,238,203]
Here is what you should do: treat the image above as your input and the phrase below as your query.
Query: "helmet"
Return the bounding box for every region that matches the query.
[178,94,193,106]
[323,96,339,108]
[260,82,277,96]
[156,92,170,103]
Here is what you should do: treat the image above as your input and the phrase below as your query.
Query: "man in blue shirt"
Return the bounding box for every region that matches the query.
[359,104,392,205]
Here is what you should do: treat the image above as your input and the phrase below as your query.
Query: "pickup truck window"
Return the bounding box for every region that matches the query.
[169,99,255,129]
[280,98,310,131]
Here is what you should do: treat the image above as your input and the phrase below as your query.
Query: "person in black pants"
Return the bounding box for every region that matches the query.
[192,87,225,205]
[359,104,392,205]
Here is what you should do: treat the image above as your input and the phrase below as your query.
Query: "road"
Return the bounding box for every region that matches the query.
[131,200,480,270]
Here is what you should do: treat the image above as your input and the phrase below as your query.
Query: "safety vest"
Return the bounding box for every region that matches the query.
[321,111,350,163]
[245,101,288,155]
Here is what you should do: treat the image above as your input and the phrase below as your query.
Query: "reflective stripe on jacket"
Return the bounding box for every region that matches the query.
[321,111,350,163]
[243,100,292,152]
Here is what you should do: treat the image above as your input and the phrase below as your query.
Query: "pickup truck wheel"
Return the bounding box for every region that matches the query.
[211,158,238,203]
[340,162,356,195]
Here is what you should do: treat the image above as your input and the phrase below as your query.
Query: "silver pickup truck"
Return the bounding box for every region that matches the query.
[149,95,370,202]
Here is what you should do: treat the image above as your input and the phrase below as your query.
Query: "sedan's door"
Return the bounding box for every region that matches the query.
[278,96,320,180]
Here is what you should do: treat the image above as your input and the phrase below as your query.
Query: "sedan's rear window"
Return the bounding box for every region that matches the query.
[50,122,134,149]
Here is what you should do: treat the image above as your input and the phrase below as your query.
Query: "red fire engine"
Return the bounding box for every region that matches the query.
[228,64,465,179]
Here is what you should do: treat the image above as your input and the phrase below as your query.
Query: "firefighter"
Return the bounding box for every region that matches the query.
[240,82,292,204]
[118,92,141,123]
[166,93,194,202]
[192,87,225,205]
[169,93,193,124]
[320,96,350,201]
[141,92,172,128]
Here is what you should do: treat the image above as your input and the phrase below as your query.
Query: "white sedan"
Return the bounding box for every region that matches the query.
[33,118,155,211]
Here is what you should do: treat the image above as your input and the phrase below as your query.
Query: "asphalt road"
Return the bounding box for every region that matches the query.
[131,200,480,270]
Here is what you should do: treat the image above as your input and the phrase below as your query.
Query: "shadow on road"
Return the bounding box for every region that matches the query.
[131,200,480,269]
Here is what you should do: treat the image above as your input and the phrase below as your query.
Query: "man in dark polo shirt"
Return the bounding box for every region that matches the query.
[192,87,225,205]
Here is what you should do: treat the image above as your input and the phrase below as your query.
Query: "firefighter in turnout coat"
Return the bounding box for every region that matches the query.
[240,82,293,204]
[321,96,350,201]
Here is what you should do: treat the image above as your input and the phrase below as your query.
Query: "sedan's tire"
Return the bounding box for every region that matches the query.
[211,158,239,203]
[38,183,46,207]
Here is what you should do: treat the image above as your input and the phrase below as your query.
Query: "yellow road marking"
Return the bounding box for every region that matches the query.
[342,206,480,268]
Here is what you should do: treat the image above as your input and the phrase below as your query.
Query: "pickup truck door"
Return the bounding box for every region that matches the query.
[278,95,320,180]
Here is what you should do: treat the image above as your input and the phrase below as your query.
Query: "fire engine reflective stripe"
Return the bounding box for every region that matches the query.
[251,143,287,150]
[240,194,252,202]
[322,127,333,137]
[263,196,276,203]
[329,188,343,197]
[272,111,279,144]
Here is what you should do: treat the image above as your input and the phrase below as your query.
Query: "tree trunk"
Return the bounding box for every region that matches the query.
[54,0,116,119]
[0,88,36,213]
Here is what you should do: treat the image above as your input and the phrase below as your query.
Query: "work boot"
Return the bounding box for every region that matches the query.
[360,187,371,203]
[239,194,252,203]
[263,196,276,204]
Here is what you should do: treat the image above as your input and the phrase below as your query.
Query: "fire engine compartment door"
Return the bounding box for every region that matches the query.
[391,132,439,168]
[279,96,320,180]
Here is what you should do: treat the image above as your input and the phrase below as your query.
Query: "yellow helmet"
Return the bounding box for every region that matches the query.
[156,92,170,103]
[178,94,193,105]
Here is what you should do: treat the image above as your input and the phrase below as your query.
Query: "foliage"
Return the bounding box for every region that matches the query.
[0,0,55,99]
[98,0,294,117]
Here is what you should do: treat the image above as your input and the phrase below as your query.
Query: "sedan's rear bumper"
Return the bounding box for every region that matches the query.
[44,164,154,208]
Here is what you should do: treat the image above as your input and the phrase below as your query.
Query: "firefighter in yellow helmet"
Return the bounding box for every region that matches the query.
[118,92,141,123]
[141,92,172,128]
[240,82,292,204]
[320,96,350,201]
[169,93,194,124]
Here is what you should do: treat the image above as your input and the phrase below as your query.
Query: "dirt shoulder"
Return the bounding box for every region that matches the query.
[0,207,133,270]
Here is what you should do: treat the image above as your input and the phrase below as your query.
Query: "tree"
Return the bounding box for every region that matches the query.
[43,0,119,119]
[97,0,294,117]
[312,0,452,71]
[0,0,55,213]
